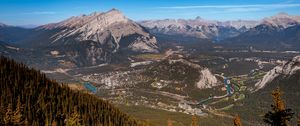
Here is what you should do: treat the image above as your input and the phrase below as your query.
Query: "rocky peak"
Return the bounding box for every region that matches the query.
[40,9,128,30]
[262,12,300,28]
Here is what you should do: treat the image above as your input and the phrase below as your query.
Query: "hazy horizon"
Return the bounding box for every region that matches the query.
[1,0,300,26]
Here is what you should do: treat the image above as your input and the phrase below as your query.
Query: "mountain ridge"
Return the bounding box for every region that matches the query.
[17,9,159,67]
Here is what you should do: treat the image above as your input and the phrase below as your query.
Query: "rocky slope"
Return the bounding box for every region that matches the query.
[0,23,33,43]
[232,55,300,124]
[255,55,300,91]
[20,9,159,67]
[262,12,300,28]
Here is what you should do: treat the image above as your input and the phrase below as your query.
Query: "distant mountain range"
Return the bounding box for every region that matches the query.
[140,17,259,41]
[140,12,300,49]
[1,10,300,67]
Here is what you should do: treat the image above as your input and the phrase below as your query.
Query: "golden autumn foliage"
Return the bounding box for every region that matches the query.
[264,88,294,126]
[3,104,13,125]
[191,115,198,126]
[272,88,285,111]
[233,115,242,126]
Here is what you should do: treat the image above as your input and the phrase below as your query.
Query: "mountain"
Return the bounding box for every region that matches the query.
[0,23,33,43]
[140,17,260,42]
[140,13,300,47]
[20,9,158,67]
[0,56,145,125]
[262,12,300,28]
[220,13,300,50]
[221,24,300,50]
[231,55,300,123]
[254,55,300,91]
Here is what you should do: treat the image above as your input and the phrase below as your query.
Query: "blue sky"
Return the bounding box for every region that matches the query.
[0,0,300,26]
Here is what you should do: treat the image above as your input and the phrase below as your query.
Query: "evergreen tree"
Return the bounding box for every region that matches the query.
[0,56,143,125]
[66,107,82,126]
[4,104,13,125]
[297,116,300,126]
[233,115,242,126]
[264,88,294,126]
[24,118,29,126]
[13,96,22,125]
[191,115,198,126]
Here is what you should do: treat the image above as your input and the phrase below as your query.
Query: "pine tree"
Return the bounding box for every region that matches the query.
[66,107,82,126]
[24,118,29,126]
[264,88,294,126]
[13,96,22,125]
[191,115,198,126]
[4,104,13,125]
[0,56,143,126]
[167,119,173,126]
[0,103,5,125]
[51,119,57,126]
[233,115,242,126]
[297,116,300,126]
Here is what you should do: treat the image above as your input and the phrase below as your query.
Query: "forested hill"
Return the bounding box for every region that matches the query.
[0,56,145,126]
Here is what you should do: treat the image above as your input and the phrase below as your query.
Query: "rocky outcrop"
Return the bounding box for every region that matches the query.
[255,55,300,91]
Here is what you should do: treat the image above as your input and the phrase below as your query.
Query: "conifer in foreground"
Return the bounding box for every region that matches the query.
[0,56,145,126]
[263,88,294,126]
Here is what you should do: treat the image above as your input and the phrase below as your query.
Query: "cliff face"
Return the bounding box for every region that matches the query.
[255,55,300,91]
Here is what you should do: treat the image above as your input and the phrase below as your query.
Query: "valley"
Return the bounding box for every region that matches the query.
[1,7,300,126]
[40,44,300,125]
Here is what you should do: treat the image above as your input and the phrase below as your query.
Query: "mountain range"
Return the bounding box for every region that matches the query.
[140,12,300,44]
[0,10,300,68]
[1,8,300,125]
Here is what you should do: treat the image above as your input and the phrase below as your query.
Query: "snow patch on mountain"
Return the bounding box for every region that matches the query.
[262,12,300,28]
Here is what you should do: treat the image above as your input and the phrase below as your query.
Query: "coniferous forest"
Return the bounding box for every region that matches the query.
[0,56,145,126]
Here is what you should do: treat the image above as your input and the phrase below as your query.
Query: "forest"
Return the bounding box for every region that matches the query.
[0,56,145,126]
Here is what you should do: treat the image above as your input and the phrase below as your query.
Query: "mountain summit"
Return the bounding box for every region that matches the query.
[21,9,158,67]
[262,12,300,28]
